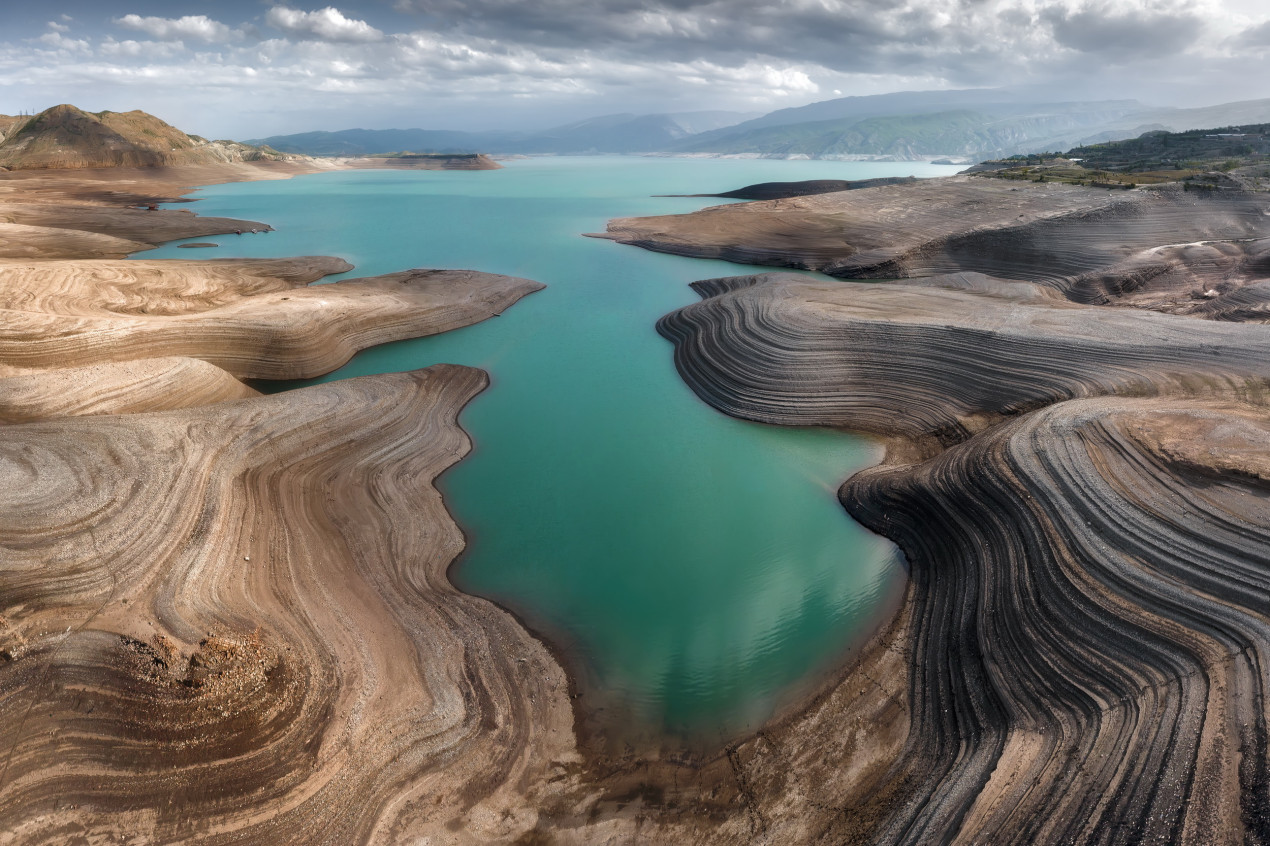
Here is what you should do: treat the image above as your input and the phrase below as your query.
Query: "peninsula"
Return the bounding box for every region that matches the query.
[585,127,1270,843]
[0,106,575,844]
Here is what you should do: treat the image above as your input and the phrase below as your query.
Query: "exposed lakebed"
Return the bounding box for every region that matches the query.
[144,156,960,743]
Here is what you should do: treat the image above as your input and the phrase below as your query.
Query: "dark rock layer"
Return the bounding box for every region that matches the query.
[651,270,1270,843]
[597,177,1270,322]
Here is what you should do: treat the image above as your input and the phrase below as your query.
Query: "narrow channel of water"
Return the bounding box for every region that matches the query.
[144,157,959,744]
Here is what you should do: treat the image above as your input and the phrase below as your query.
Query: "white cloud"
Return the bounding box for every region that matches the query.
[114,14,237,44]
[36,31,91,52]
[265,7,384,43]
[2,0,1269,137]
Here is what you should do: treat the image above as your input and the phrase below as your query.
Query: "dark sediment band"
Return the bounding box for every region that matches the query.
[646,269,1270,843]
[657,273,1270,444]
[842,398,1270,844]
[596,177,1270,322]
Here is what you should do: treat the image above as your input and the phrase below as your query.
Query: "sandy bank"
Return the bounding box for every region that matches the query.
[0,160,598,844]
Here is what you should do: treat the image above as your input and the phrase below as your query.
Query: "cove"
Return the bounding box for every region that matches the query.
[143,156,960,745]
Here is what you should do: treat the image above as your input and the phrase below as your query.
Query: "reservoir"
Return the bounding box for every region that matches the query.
[144,156,958,744]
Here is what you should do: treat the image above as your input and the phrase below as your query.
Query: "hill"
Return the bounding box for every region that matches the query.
[0,105,291,170]
[676,92,1270,160]
[968,123,1270,189]
[250,110,759,157]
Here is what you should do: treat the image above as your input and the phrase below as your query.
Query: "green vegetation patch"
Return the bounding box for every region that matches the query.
[973,124,1270,189]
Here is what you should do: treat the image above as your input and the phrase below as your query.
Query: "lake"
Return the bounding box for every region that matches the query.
[144,156,959,745]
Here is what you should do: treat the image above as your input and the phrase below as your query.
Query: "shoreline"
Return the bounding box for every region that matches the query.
[0,158,915,844]
[0,160,587,842]
[599,172,1270,842]
[8,157,1203,843]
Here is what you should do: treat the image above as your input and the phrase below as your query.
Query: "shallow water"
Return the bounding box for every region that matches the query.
[144,156,958,743]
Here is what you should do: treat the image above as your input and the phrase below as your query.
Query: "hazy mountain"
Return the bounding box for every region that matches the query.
[0,104,285,170]
[675,107,1158,159]
[245,94,1270,161]
[692,88,1099,135]
[678,94,1149,158]
[248,127,524,156]
[250,110,760,156]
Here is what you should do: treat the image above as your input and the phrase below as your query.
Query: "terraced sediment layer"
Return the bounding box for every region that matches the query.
[0,257,543,378]
[640,267,1270,844]
[0,160,340,260]
[0,357,258,423]
[0,161,581,844]
[593,176,1270,318]
[657,273,1270,442]
[0,367,577,842]
[838,397,1270,845]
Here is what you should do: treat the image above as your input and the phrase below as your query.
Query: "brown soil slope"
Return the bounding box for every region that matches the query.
[647,268,1270,844]
[595,176,1270,319]
[0,105,290,171]
[0,367,577,843]
[0,157,575,845]
[0,257,543,379]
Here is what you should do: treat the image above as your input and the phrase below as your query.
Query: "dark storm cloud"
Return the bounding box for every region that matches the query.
[2,0,1266,138]
[1041,2,1205,56]
[390,0,1039,76]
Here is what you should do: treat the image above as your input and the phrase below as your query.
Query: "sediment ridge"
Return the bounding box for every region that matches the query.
[0,368,577,842]
[640,258,1270,842]
[593,175,1270,320]
[0,160,581,843]
[0,257,543,379]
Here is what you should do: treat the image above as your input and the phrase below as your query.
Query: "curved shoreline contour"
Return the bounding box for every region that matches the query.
[637,249,1270,842]
[0,162,593,843]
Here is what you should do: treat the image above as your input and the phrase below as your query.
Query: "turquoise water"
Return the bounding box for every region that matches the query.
[145,157,955,744]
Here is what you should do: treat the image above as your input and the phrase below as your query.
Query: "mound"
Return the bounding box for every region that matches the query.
[0,104,289,170]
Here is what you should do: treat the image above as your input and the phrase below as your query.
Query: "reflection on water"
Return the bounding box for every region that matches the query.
[144,157,953,743]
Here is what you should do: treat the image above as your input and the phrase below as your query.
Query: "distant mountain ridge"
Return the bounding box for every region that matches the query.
[0,104,290,170]
[679,92,1270,160]
[247,91,1270,162]
[249,110,761,156]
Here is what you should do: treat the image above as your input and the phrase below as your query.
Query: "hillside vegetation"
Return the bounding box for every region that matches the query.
[971,123,1270,189]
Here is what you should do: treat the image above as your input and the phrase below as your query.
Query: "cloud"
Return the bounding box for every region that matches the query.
[35,31,91,52]
[1041,1,1206,57]
[47,21,69,34]
[2,0,1268,138]
[114,14,237,44]
[1235,19,1270,47]
[265,7,385,42]
[385,0,1066,83]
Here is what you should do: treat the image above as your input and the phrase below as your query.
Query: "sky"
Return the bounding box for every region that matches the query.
[2,0,1269,139]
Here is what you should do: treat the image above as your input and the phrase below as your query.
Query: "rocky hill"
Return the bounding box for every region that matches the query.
[0,105,292,170]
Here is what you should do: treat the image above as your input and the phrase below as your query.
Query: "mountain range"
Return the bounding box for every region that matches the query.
[249,90,1270,161]
[247,110,759,157]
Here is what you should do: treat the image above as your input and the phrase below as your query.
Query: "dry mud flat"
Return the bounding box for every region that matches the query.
[0,368,576,843]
